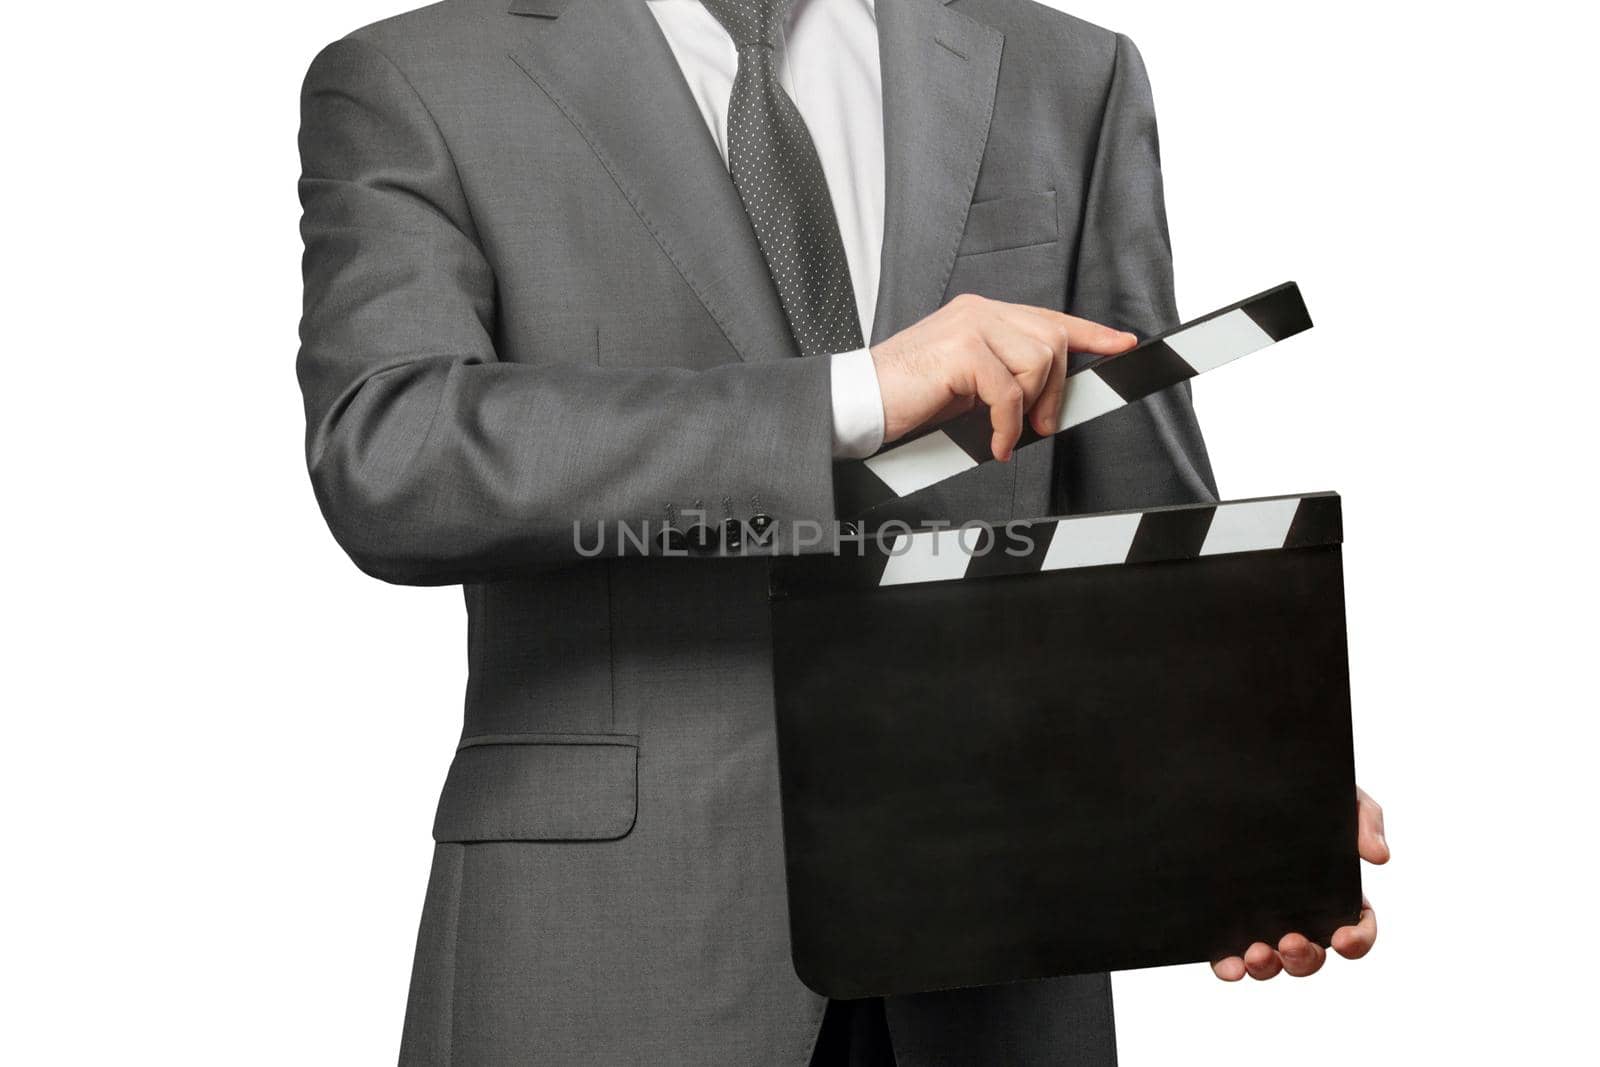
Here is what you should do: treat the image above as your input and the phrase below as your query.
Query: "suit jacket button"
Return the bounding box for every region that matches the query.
[748,513,775,545]
[659,526,688,554]
[687,523,716,553]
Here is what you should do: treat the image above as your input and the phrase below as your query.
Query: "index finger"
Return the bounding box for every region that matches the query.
[1331,898,1378,960]
[989,301,1139,355]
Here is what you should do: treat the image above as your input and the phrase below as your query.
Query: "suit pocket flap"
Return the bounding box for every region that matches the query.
[957,190,1059,256]
[432,733,639,842]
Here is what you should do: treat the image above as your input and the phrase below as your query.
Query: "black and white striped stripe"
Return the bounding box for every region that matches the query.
[768,493,1342,596]
[832,282,1313,518]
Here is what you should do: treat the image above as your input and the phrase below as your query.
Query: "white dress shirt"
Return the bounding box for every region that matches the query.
[646,0,887,459]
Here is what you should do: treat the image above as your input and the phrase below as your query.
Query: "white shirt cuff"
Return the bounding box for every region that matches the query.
[828,347,886,460]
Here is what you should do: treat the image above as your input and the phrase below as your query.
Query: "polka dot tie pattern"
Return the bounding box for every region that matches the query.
[698,0,866,358]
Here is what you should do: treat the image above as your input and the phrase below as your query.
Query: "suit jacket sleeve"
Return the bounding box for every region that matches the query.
[1056,32,1219,513]
[297,37,837,585]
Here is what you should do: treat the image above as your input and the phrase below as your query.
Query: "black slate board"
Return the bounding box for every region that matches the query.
[768,503,1360,998]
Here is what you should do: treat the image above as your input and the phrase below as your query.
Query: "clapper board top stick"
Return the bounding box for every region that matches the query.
[769,282,1361,999]
[832,281,1314,519]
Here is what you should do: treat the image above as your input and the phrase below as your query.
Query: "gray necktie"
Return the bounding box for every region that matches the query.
[699,0,866,358]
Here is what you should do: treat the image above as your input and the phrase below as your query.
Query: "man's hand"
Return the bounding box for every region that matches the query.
[870,294,1138,461]
[1211,787,1390,981]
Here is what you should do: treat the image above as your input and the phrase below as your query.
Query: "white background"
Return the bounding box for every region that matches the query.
[3,1,1594,1063]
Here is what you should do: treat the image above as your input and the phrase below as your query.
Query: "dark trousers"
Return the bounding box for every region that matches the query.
[809,997,896,1066]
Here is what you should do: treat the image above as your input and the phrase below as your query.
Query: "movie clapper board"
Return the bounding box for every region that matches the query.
[768,282,1362,999]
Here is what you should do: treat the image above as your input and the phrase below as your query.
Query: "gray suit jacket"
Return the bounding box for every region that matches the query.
[297,0,1217,1062]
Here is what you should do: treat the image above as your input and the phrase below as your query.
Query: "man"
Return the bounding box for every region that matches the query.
[297,0,1386,1062]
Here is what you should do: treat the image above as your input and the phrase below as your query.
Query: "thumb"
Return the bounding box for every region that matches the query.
[1357,787,1389,864]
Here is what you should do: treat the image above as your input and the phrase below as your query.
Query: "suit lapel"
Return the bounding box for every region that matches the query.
[870,0,1003,344]
[506,0,799,362]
